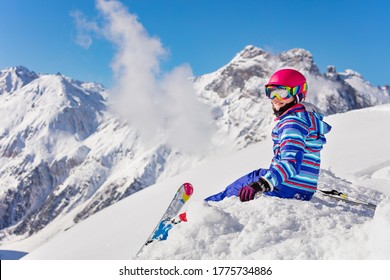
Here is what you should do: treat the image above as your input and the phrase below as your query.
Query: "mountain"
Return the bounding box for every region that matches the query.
[0,66,202,244]
[0,45,389,250]
[8,103,390,260]
[0,66,39,95]
[194,46,390,148]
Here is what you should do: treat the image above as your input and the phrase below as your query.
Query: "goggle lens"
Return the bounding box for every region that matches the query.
[265,83,307,100]
[265,85,292,100]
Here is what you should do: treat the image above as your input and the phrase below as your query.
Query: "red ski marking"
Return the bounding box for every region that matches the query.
[179,212,188,222]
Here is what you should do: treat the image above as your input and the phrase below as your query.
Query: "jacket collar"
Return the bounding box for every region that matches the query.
[274,103,306,121]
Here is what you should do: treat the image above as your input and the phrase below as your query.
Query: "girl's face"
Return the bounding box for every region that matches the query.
[271,96,295,110]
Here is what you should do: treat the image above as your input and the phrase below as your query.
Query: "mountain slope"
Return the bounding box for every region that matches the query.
[16,103,390,260]
[0,67,203,242]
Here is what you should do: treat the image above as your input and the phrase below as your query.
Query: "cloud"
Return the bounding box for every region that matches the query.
[71,10,99,49]
[81,0,216,153]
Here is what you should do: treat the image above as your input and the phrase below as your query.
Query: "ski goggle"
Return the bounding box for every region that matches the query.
[265,83,307,100]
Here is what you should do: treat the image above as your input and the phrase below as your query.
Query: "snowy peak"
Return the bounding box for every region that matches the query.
[341,69,364,79]
[200,46,320,100]
[196,45,390,111]
[0,66,39,95]
[323,66,390,108]
[0,71,112,238]
[232,45,270,62]
[201,46,270,99]
[230,47,320,75]
[0,73,105,147]
[279,48,320,74]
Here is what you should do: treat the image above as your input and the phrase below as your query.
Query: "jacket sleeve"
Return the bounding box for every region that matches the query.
[261,117,309,189]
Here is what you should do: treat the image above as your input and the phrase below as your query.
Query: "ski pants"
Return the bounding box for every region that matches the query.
[204,168,315,202]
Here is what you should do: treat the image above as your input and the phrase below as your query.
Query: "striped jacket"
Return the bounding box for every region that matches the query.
[261,102,331,200]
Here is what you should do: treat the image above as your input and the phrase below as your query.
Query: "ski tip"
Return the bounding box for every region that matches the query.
[183,182,194,196]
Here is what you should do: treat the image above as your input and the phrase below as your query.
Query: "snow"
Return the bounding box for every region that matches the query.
[4,103,388,260]
[322,104,390,196]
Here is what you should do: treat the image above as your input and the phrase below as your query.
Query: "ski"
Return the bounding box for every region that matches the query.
[136,182,194,256]
[318,189,377,210]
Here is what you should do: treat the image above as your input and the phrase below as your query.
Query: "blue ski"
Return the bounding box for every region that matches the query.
[136,182,193,256]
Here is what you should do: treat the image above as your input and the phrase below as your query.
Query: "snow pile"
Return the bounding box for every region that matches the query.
[367,198,390,258]
[139,174,382,260]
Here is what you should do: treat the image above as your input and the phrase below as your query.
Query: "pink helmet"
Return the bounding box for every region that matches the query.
[265,69,308,102]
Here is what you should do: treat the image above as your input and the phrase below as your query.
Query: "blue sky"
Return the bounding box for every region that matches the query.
[0,0,389,87]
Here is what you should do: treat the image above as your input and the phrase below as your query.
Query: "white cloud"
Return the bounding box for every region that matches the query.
[81,0,216,153]
[70,10,99,49]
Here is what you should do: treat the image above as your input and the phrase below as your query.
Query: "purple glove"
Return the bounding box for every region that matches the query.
[238,185,257,202]
[238,179,271,202]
